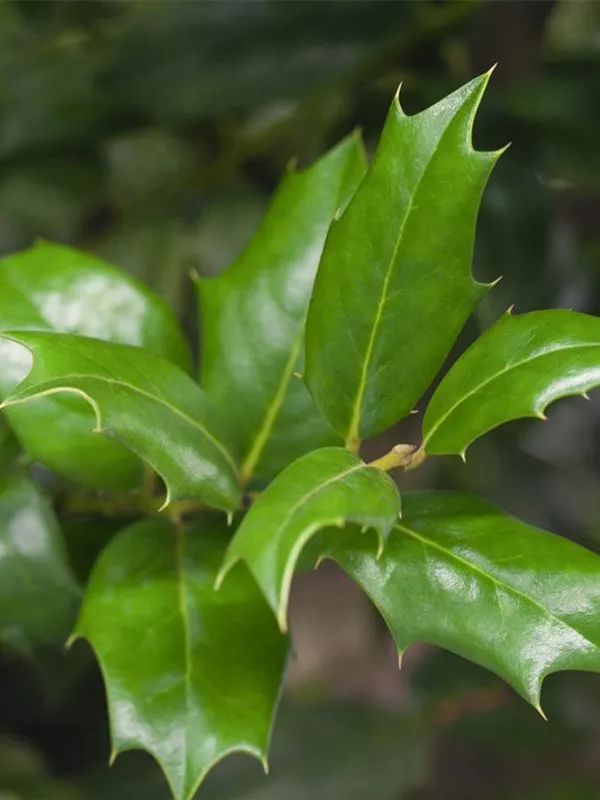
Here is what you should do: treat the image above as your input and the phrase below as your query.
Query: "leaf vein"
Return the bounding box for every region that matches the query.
[13,373,237,474]
[395,522,596,650]
[424,341,600,446]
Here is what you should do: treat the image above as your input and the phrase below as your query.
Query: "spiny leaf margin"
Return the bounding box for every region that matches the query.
[216,447,401,632]
[305,68,505,448]
[69,516,288,800]
[0,332,241,512]
[422,308,600,458]
[324,491,600,712]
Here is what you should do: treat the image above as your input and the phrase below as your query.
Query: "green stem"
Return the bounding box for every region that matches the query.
[369,443,427,472]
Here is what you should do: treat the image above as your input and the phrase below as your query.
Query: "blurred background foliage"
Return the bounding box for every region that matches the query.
[1,0,600,797]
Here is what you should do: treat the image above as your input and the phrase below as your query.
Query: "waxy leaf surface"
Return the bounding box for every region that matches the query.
[1,332,240,512]
[199,136,366,484]
[423,310,600,456]
[305,72,502,447]
[327,492,600,709]
[74,517,287,800]
[0,242,191,490]
[218,447,400,630]
[0,472,79,650]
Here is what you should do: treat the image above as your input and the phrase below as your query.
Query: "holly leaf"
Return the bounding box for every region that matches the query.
[72,516,287,800]
[199,135,366,485]
[423,309,600,458]
[0,332,241,512]
[0,472,79,651]
[217,447,400,630]
[305,71,503,448]
[0,241,192,491]
[326,492,600,711]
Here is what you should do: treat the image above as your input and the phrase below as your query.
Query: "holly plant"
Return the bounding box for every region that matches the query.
[2,69,600,800]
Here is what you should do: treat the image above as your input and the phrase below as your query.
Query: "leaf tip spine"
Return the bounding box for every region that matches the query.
[261,755,270,776]
[495,141,512,160]
[393,81,405,115]
[397,650,405,670]
[465,67,495,154]
[214,559,234,592]
[314,553,326,570]
[108,749,119,767]
[582,391,591,401]
[158,488,171,513]
[533,701,548,722]
[486,274,503,291]
[506,303,515,316]
[459,450,467,464]
[486,62,499,79]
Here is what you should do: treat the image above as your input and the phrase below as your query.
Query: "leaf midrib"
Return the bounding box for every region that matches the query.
[9,372,237,473]
[241,333,302,484]
[345,112,465,445]
[272,460,368,542]
[424,341,600,447]
[395,521,597,651]
[240,152,362,483]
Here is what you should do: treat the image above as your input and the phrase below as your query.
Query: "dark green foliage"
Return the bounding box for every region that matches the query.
[1,2,599,799]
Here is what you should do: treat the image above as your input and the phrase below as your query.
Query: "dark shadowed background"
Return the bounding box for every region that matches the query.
[1,1,600,798]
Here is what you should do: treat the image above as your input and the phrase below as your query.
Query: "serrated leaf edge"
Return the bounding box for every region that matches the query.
[67,632,270,800]
[344,67,502,447]
[68,522,279,799]
[0,334,240,510]
[213,134,367,485]
[326,519,600,713]
[215,461,394,632]
[240,333,303,484]
[423,333,600,459]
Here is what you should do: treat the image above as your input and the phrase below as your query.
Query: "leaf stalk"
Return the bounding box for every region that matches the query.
[369,443,426,472]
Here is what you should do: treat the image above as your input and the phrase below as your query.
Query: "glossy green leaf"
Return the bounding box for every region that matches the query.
[0,241,192,490]
[327,492,600,710]
[199,135,367,485]
[305,71,503,447]
[217,447,400,630]
[0,332,241,512]
[0,472,79,651]
[73,516,287,800]
[423,309,600,457]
